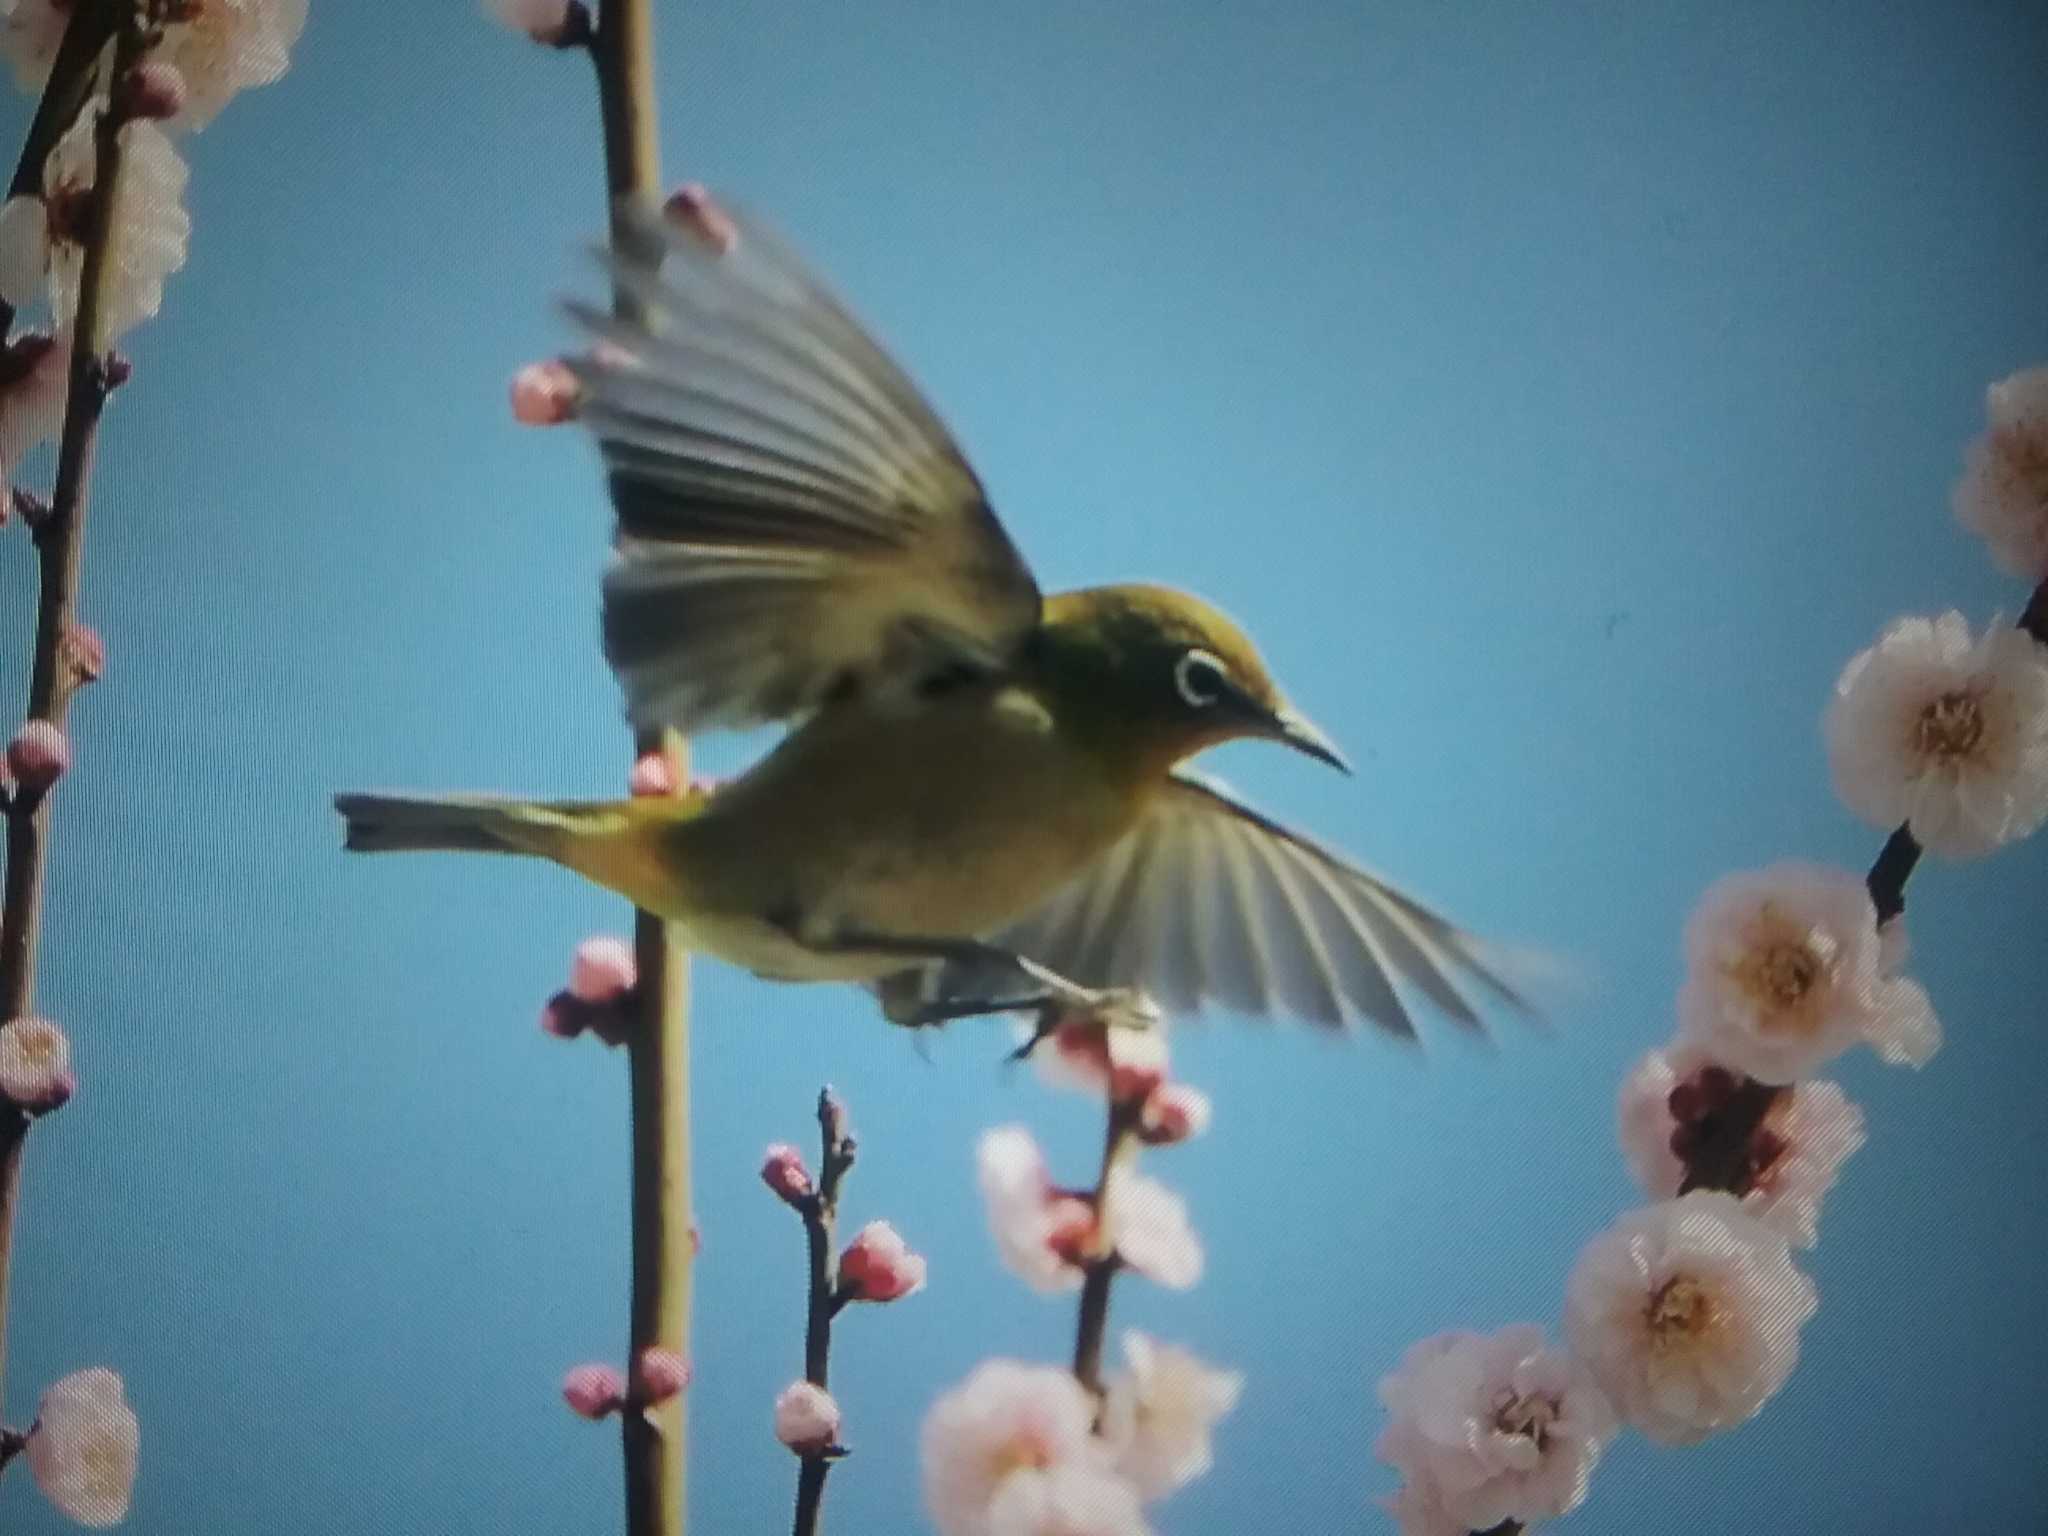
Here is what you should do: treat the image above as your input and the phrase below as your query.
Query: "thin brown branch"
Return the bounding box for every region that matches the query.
[792,1089,854,1536]
[581,6,685,1535]
[1071,1096,1145,1397]
[0,0,145,1408]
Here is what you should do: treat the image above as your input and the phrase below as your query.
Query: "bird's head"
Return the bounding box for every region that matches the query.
[1038,584,1350,775]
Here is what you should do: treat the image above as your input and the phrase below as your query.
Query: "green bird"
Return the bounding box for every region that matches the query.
[335,196,1532,1040]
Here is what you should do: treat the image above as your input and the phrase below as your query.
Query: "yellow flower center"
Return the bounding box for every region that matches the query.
[987,1427,1054,1483]
[19,1032,54,1067]
[1724,908,1831,1033]
[1491,1389,1556,1449]
[1991,423,2048,508]
[1645,1276,1717,1353]
[1912,689,1986,764]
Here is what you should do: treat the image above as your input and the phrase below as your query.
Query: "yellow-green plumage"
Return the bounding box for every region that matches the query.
[336,199,1536,1041]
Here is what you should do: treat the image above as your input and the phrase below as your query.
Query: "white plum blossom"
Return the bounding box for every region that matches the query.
[1953,365,2048,580]
[983,1462,1151,1536]
[1374,1325,1615,1532]
[920,1361,1115,1536]
[156,0,308,130]
[1675,862,1940,1082]
[1099,1332,1241,1501]
[1105,1168,1202,1291]
[1617,1045,1866,1248]
[21,108,193,340]
[484,0,578,46]
[0,193,49,308]
[0,0,69,93]
[25,1367,139,1527]
[1565,1193,1817,1446]
[976,1127,1089,1293]
[0,1015,74,1113]
[0,326,70,484]
[1827,611,2048,859]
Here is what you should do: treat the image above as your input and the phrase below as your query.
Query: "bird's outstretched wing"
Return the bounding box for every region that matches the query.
[945,771,1535,1038]
[566,198,1042,735]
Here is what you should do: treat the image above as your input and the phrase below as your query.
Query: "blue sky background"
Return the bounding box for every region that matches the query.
[3,2,2045,1532]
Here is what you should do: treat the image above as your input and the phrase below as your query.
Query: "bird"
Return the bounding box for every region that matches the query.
[334,190,1535,1044]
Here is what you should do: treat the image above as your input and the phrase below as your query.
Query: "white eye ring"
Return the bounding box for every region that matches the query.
[1174,648,1229,709]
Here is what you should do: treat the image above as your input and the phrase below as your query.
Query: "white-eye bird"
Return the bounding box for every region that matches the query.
[335,193,1534,1042]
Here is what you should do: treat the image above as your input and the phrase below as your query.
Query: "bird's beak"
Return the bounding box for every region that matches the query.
[1271,707,1352,774]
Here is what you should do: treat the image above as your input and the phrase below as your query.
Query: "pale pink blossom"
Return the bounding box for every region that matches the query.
[1106,1168,1202,1290]
[839,1219,927,1303]
[1564,1193,1817,1445]
[636,1347,690,1404]
[1675,861,1940,1082]
[7,718,70,793]
[1137,1084,1211,1146]
[1026,994,1168,1103]
[0,194,49,309]
[1099,1332,1241,1500]
[1953,365,2048,580]
[568,935,635,1003]
[976,1127,1087,1293]
[774,1381,841,1455]
[25,1367,139,1528]
[156,0,306,130]
[0,0,69,92]
[1374,1325,1615,1530]
[984,1462,1151,1536]
[35,110,192,339]
[760,1142,815,1205]
[1376,1459,1467,1536]
[0,326,69,483]
[1827,611,2048,859]
[0,1015,74,1113]
[561,1362,625,1419]
[1618,1046,1865,1248]
[510,359,581,425]
[920,1361,1105,1536]
[484,0,579,45]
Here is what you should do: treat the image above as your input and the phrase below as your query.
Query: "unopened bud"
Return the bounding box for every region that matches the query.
[119,61,186,122]
[773,1382,841,1456]
[561,1363,626,1420]
[1138,1083,1212,1145]
[568,936,635,1003]
[636,1347,691,1405]
[838,1220,926,1303]
[760,1143,814,1205]
[101,353,133,391]
[6,720,69,794]
[628,751,679,797]
[664,184,739,255]
[61,624,104,685]
[509,360,580,425]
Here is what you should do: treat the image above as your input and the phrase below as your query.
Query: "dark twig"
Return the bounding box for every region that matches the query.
[791,1089,855,1536]
[1071,1095,1145,1397]
[0,0,145,1411]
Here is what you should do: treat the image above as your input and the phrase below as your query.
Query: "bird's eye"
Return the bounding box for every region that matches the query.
[1174,648,1230,709]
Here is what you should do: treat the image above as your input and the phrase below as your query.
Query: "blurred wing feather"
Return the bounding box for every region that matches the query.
[568,203,1041,733]
[968,771,1534,1038]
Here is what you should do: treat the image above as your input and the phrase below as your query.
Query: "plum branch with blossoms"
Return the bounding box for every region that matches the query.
[1371,368,2048,1536]
[0,0,306,1526]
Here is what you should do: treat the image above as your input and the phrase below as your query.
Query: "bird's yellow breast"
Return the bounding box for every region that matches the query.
[663,681,1150,980]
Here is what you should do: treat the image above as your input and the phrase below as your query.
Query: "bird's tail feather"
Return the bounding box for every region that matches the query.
[334,793,552,855]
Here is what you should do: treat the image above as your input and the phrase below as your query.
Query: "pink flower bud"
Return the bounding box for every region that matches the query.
[628,751,679,797]
[838,1220,927,1303]
[773,1381,841,1455]
[1138,1083,1212,1145]
[120,61,186,121]
[0,1017,74,1115]
[6,720,69,794]
[486,0,585,47]
[568,936,636,1003]
[636,1347,691,1404]
[664,184,739,254]
[761,1143,814,1205]
[60,624,103,685]
[509,360,580,426]
[561,1363,626,1420]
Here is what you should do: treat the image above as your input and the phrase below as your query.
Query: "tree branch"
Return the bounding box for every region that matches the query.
[792,1089,854,1536]
[0,0,144,1411]
[1071,1096,1145,1397]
